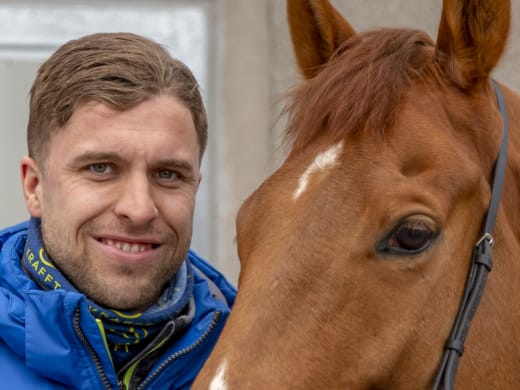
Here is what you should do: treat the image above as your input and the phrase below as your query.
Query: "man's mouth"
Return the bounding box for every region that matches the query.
[98,238,158,253]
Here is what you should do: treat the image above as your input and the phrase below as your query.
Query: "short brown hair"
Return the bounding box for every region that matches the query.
[27,32,207,166]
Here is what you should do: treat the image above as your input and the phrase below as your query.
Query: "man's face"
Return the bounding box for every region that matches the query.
[22,96,201,311]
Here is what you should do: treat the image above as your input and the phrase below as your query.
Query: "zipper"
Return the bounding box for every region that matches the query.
[135,310,222,390]
[73,306,114,390]
[118,321,178,389]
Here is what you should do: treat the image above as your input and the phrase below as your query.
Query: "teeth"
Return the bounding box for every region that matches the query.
[103,239,152,253]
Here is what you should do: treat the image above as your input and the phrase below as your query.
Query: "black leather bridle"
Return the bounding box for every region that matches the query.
[432,79,510,389]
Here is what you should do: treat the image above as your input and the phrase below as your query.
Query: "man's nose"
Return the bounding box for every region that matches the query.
[114,173,159,225]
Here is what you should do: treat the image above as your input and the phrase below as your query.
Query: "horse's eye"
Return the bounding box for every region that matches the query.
[394,223,433,250]
[377,219,437,255]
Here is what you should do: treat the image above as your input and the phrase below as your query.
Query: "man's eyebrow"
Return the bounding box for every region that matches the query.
[70,151,124,165]
[71,153,195,171]
[158,159,194,172]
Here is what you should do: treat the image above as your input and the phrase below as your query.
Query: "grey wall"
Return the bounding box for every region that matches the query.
[211,0,520,282]
[0,61,37,226]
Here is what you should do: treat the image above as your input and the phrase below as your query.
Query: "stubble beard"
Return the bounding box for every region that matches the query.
[41,220,192,311]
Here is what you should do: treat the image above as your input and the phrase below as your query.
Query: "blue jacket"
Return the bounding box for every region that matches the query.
[0,221,235,389]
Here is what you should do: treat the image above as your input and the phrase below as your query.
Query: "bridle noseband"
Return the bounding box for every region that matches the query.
[432,79,510,389]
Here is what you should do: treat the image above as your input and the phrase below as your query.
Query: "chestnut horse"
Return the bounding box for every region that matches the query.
[195,0,520,388]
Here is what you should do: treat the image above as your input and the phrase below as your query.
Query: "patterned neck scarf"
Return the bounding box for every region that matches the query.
[22,217,194,369]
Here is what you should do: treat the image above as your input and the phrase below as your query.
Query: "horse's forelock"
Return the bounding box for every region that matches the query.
[284,28,436,151]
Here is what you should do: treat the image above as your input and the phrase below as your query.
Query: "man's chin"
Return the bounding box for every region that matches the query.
[83,279,163,312]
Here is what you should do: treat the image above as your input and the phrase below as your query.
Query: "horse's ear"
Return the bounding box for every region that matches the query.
[435,0,511,89]
[287,0,357,79]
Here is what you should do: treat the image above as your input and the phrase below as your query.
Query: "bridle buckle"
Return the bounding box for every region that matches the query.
[475,232,495,248]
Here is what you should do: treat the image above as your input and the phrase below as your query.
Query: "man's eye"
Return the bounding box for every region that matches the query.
[157,170,179,180]
[89,163,113,174]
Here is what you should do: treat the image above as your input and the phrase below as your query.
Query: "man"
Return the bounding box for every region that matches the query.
[0,32,235,389]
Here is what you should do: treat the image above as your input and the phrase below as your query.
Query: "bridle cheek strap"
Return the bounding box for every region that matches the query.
[432,79,509,390]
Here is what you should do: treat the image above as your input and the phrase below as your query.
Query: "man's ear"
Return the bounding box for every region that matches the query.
[21,156,42,218]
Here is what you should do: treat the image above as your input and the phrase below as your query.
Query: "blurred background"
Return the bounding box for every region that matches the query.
[1,0,519,284]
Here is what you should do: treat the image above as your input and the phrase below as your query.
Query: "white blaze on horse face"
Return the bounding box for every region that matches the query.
[293,141,344,200]
[209,360,228,390]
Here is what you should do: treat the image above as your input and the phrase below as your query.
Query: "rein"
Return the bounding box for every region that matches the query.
[432,80,510,389]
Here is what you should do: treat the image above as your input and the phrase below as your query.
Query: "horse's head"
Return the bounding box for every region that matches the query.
[195,0,520,388]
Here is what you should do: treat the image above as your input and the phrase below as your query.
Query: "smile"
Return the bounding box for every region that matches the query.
[99,238,155,253]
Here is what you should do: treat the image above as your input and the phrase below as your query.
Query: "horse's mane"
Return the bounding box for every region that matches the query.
[284,28,437,151]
